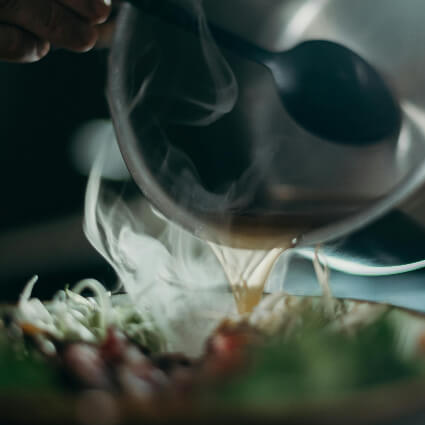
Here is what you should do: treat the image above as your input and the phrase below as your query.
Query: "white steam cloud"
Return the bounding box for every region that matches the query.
[84,143,236,356]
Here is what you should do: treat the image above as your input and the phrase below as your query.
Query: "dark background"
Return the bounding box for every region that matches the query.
[0,49,116,302]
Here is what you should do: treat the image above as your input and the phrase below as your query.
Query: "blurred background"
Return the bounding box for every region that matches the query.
[0,48,118,302]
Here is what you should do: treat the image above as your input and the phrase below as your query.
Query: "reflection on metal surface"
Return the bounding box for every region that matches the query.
[296,211,425,276]
[403,102,425,134]
[296,248,425,277]
[396,107,414,174]
[268,257,425,314]
[282,0,330,48]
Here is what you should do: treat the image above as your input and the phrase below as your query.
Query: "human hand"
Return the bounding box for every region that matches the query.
[0,0,111,63]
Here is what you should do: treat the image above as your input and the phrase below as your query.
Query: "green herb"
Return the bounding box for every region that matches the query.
[0,333,60,392]
[213,313,421,407]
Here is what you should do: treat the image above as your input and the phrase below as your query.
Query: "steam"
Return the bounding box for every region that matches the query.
[84,143,236,356]
[128,0,238,126]
[85,1,292,356]
[168,0,239,126]
[115,0,257,219]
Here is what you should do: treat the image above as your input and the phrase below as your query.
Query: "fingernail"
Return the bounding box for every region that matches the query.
[25,41,49,63]
[76,26,98,52]
[37,41,50,59]
[93,0,112,24]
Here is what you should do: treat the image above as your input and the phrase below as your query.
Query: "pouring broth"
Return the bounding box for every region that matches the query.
[207,222,305,314]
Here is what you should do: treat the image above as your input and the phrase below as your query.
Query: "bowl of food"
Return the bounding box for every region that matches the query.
[3,273,425,425]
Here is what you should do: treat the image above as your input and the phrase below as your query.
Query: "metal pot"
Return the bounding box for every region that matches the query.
[108,0,425,248]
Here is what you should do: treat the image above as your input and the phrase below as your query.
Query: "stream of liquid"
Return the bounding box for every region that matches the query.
[209,229,302,314]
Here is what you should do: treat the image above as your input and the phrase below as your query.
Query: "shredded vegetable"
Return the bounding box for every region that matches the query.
[15,276,165,353]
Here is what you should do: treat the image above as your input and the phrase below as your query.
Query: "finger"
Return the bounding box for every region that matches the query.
[0,0,97,52]
[0,23,50,62]
[58,0,111,24]
[95,17,116,48]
